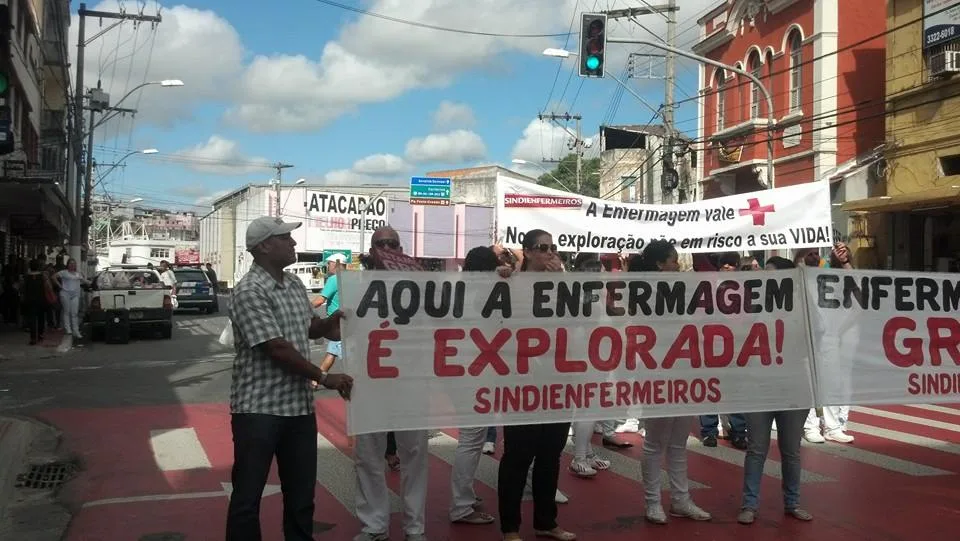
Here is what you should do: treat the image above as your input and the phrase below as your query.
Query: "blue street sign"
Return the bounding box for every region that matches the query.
[409,177,452,206]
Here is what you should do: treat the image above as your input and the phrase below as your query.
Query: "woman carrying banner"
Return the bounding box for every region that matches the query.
[566,253,617,479]
[737,256,814,525]
[497,229,576,541]
[631,240,712,525]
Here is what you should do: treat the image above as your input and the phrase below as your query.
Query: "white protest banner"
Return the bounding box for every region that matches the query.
[496,177,833,254]
[340,270,815,435]
[805,268,960,406]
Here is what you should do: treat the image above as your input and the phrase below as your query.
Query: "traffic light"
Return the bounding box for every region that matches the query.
[579,13,607,78]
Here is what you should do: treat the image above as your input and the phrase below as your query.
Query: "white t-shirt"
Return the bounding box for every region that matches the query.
[57,270,85,294]
[159,269,177,288]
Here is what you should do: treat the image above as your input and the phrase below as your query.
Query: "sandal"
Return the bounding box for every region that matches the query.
[786,507,813,521]
[453,511,495,525]
[602,436,633,448]
[534,527,576,540]
[503,534,523,541]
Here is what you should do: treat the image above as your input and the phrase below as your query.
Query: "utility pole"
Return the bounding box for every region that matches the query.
[538,112,584,193]
[71,3,161,265]
[273,162,293,216]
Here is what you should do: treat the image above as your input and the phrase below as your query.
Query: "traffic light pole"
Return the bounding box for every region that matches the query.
[70,3,162,266]
[606,36,776,191]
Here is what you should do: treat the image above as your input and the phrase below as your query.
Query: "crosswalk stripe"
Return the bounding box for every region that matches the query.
[564,439,710,489]
[846,421,960,457]
[854,407,960,433]
[149,428,212,471]
[775,431,953,477]
[905,404,960,418]
[316,433,403,515]
[685,436,833,483]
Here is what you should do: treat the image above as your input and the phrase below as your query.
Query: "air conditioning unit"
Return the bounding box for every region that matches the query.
[929,50,960,77]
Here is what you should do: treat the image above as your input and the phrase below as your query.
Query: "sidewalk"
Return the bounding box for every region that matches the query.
[0,415,73,541]
[0,326,67,362]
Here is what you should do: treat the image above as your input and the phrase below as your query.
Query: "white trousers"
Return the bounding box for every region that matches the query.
[449,426,486,521]
[354,430,429,536]
[572,421,595,460]
[641,416,694,507]
[804,406,848,433]
[60,291,80,335]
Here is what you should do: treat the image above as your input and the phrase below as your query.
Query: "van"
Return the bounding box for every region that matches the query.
[286,262,324,292]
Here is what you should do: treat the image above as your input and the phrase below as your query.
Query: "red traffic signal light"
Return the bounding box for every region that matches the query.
[579,13,607,78]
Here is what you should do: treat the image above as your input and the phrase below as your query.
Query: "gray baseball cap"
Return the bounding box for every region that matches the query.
[246,216,302,250]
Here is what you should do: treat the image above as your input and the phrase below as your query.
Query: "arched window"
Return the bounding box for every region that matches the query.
[715,68,726,131]
[749,52,762,119]
[789,30,803,111]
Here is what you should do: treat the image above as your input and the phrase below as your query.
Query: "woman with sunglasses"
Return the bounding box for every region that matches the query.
[630,240,712,525]
[498,229,575,541]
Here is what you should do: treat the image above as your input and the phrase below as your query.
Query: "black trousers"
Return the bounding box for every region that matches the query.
[225,413,317,541]
[385,431,397,457]
[23,305,45,343]
[497,422,570,533]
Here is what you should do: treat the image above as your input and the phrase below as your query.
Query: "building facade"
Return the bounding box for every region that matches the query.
[841,0,960,272]
[597,124,698,204]
[0,0,71,267]
[694,0,887,240]
[199,183,497,288]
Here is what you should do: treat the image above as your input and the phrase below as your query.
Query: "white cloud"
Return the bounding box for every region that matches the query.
[405,129,486,163]
[71,1,244,138]
[432,101,476,130]
[173,136,272,175]
[509,118,602,177]
[351,153,411,175]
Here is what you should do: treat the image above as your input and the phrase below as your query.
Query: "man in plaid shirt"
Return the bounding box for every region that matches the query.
[225,216,353,541]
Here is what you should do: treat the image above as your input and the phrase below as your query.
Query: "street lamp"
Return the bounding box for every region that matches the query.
[92,80,185,131]
[92,148,159,189]
[511,158,574,192]
[543,42,775,190]
[281,178,308,214]
[128,197,143,203]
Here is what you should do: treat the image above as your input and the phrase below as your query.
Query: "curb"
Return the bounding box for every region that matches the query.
[0,416,76,541]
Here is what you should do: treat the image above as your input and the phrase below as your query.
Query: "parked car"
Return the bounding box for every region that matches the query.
[173,267,219,313]
[86,265,174,339]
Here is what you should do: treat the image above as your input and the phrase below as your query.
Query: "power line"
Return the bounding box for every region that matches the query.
[312,0,574,38]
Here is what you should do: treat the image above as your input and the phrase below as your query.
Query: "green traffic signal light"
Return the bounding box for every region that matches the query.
[586,56,601,70]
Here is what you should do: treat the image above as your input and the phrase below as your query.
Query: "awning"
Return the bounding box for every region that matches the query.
[841,185,960,213]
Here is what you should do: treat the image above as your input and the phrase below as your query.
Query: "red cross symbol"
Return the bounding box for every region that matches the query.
[739,198,776,226]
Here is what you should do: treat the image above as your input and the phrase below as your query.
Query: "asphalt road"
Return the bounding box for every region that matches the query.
[1,301,959,541]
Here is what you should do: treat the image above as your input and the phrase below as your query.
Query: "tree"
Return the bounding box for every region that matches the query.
[536,153,601,198]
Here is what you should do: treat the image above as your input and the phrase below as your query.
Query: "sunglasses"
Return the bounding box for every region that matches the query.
[531,243,558,253]
[374,239,400,249]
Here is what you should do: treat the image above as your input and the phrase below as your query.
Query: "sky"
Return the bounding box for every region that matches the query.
[73,0,718,214]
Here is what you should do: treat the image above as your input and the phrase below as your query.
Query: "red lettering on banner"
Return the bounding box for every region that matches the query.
[883,317,960,368]
[702,324,735,367]
[588,327,623,371]
[555,328,588,373]
[907,372,960,396]
[367,321,400,378]
[473,378,723,413]
[516,328,550,374]
[662,325,703,369]
[468,328,512,376]
[433,329,466,377]
[625,325,657,369]
[736,323,773,366]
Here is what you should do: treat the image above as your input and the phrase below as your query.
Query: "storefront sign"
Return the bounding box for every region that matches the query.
[296,191,388,253]
[924,0,960,48]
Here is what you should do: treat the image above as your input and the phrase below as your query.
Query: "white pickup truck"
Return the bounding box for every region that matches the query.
[85,265,175,339]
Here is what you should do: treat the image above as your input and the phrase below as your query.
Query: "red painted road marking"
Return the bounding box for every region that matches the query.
[40,400,960,541]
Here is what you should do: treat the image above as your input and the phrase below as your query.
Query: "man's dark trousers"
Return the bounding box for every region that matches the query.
[225,413,317,541]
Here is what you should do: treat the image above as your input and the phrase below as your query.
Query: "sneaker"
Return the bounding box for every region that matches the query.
[786,507,814,521]
[593,423,604,434]
[482,442,495,454]
[645,504,667,524]
[823,429,854,443]
[569,458,598,478]
[586,454,610,471]
[615,419,640,433]
[737,508,757,524]
[702,435,718,447]
[803,429,826,444]
[555,490,569,504]
[670,501,712,521]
